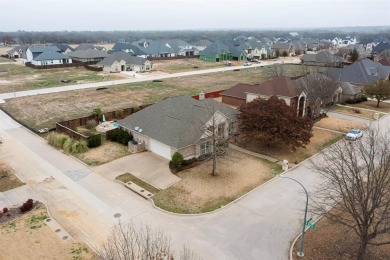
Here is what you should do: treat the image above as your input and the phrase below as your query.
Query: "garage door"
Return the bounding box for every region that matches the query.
[149,139,171,160]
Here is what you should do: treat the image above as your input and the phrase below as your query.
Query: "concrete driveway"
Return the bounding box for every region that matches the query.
[92,152,180,190]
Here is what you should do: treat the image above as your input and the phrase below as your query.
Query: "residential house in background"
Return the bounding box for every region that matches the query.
[111,42,147,57]
[337,44,370,60]
[96,52,152,72]
[118,96,237,160]
[271,42,295,56]
[50,43,74,54]
[67,49,108,63]
[165,39,199,56]
[31,51,72,66]
[372,43,390,56]
[24,46,62,62]
[140,40,176,58]
[199,40,233,62]
[339,82,362,101]
[74,43,106,51]
[328,59,390,87]
[300,51,345,67]
[7,44,29,59]
[191,39,212,51]
[221,76,307,116]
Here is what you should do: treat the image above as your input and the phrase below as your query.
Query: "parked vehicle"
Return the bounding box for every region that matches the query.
[346,128,363,140]
[243,62,252,66]
[251,58,260,63]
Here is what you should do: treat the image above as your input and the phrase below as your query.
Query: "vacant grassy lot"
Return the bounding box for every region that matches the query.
[0,203,95,260]
[74,141,130,166]
[0,163,25,192]
[0,65,307,131]
[314,116,366,133]
[0,64,123,93]
[0,57,12,63]
[153,149,282,214]
[152,58,227,73]
[332,104,385,120]
[237,128,343,163]
[341,100,390,113]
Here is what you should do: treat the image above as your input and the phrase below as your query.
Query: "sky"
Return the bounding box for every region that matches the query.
[0,0,389,31]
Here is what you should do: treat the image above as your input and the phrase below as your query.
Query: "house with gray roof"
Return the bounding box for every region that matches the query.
[135,40,176,58]
[50,43,74,53]
[111,42,147,57]
[339,82,362,101]
[271,42,295,56]
[31,51,72,66]
[300,51,345,67]
[74,43,105,51]
[328,59,390,87]
[7,44,29,59]
[199,40,246,62]
[165,39,198,56]
[191,39,212,51]
[96,52,152,72]
[67,49,108,62]
[118,95,237,160]
[24,46,61,62]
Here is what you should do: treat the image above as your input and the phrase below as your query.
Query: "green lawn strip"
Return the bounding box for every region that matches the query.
[331,105,377,120]
[0,57,13,63]
[321,134,344,149]
[116,173,160,194]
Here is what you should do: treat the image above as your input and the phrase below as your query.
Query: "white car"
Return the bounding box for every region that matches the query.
[346,128,363,141]
[243,62,252,66]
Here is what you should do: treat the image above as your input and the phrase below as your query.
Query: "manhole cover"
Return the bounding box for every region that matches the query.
[114,213,121,218]
[62,236,68,240]
[55,229,61,233]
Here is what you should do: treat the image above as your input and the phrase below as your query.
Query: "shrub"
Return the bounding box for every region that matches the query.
[132,106,140,113]
[171,152,184,170]
[71,141,88,154]
[20,199,34,213]
[48,133,70,149]
[3,207,8,213]
[87,134,102,148]
[63,138,75,154]
[86,119,98,129]
[106,128,132,145]
[115,109,124,119]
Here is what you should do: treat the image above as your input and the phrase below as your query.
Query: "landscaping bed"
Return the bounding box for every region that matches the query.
[0,203,95,260]
[237,128,343,164]
[0,162,25,192]
[153,149,282,214]
[116,173,160,194]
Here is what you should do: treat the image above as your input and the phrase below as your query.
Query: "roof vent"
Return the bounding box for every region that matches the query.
[138,129,143,133]
[135,126,139,131]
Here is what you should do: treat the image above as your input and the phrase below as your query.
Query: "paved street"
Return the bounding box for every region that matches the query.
[0,57,301,101]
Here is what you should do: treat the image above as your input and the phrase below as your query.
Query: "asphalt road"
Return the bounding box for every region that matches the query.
[3,109,388,259]
[0,57,301,101]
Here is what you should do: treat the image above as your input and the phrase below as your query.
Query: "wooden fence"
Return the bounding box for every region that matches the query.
[191,90,224,100]
[147,55,199,61]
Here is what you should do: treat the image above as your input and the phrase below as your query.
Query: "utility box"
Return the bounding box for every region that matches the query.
[282,160,289,171]
[374,112,380,120]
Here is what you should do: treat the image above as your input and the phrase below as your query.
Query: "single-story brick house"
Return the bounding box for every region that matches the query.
[118,96,237,160]
[96,52,152,72]
[221,76,307,116]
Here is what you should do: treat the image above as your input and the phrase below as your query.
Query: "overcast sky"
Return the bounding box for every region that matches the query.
[0,0,389,31]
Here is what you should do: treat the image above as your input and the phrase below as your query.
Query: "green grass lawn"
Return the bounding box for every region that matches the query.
[340,100,390,113]
[116,173,160,194]
[332,105,385,119]
[0,57,13,63]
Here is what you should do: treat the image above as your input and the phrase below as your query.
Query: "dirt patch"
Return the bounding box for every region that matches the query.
[0,162,25,192]
[153,149,281,213]
[292,212,390,260]
[314,116,365,133]
[74,141,130,166]
[237,128,342,163]
[0,203,95,260]
[152,58,227,73]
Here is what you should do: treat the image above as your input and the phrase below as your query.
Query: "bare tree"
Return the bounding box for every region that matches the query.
[266,64,287,78]
[295,68,341,120]
[99,222,200,260]
[310,126,390,260]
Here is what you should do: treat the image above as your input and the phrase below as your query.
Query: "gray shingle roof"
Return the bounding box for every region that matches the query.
[74,43,104,51]
[300,51,345,63]
[328,59,390,85]
[33,51,71,61]
[67,49,108,59]
[97,52,147,66]
[200,40,230,57]
[118,96,237,149]
[112,42,147,56]
[28,46,61,53]
[50,43,74,52]
[340,82,361,95]
[141,40,173,55]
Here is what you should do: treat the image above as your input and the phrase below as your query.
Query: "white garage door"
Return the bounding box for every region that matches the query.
[149,139,171,160]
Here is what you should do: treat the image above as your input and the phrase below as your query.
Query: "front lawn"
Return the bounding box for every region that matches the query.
[332,105,385,119]
[237,128,343,164]
[74,141,130,166]
[314,116,366,133]
[341,100,390,113]
[153,149,282,214]
[0,163,25,192]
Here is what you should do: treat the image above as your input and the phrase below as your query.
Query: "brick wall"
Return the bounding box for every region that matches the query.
[221,95,245,107]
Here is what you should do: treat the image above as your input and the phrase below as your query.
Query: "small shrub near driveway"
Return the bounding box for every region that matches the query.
[87,134,102,148]
[170,152,184,170]
[106,128,132,145]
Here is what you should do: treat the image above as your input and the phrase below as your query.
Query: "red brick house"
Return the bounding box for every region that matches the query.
[221,76,307,116]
